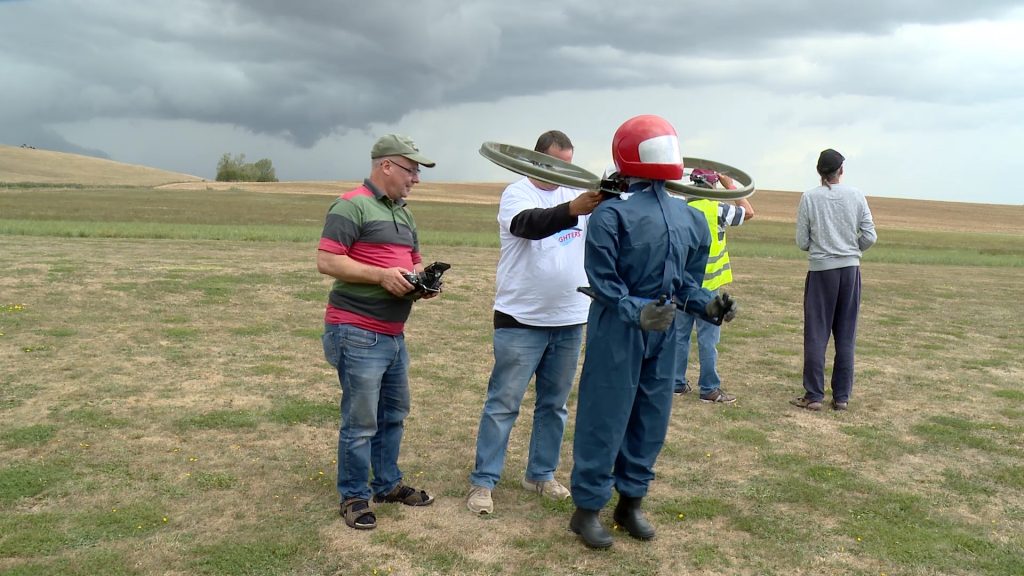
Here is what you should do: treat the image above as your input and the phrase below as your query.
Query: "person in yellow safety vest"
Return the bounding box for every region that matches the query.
[674,170,754,403]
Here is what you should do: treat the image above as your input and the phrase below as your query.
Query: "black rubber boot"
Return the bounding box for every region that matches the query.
[613,496,655,540]
[569,508,613,549]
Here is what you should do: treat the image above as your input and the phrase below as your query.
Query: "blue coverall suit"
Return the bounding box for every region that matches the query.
[570,180,716,510]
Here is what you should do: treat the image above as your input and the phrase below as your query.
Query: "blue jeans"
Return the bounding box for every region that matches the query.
[323,323,410,502]
[469,325,583,489]
[675,297,722,396]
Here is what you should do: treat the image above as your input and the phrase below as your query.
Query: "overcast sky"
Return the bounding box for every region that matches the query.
[2,0,1023,205]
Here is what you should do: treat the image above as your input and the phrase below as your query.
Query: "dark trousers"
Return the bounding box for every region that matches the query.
[802,266,861,402]
[570,305,676,511]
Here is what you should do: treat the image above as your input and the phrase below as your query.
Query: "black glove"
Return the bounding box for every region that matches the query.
[639,295,676,331]
[705,292,738,325]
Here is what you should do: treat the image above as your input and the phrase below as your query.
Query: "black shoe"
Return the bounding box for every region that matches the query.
[613,496,655,540]
[569,508,613,549]
[673,381,692,395]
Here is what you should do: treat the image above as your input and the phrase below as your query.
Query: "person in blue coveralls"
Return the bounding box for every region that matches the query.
[568,115,739,549]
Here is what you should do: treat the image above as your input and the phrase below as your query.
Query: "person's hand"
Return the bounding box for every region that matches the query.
[718,173,736,190]
[639,296,676,331]
[705,292,738,324]
[379,267,416,297]
[569,190,604,216]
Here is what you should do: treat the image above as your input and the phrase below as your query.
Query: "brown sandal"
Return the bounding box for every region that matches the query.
[341,498,376,530]
[373,484,435,506]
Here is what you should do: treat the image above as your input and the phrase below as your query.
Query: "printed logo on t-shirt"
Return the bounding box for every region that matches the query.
[557,227,583,246]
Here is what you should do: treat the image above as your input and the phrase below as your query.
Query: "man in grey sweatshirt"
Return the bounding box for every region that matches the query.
[791,149,877,411]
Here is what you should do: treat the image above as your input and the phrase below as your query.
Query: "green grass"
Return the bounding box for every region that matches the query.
[840,491,1024,575]
[0,218,320,242]
[839,424,904,459]
[58,407,131,429]
[190,532,315,576]
[193,471,239,490]
[174,410,261,431]
[1,181,91,189]
[720,426,768,447]
[991,465,1024,489]
[910,415,1012,454]
[229,324,275,336]
[994,389,1024,401]
[730,221,1024,266]
[1,423,57,447]
[252,363,289,376]
[267,397,337,426]
[653,495,732,521]
[0,550,141,576]
[70,502,169,543]
[941,468,996,498]
[0,186,326,224]
[0,462,68,502]
[162,327,200,340]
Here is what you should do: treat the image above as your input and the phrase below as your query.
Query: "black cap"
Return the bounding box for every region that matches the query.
[816,149,844,175]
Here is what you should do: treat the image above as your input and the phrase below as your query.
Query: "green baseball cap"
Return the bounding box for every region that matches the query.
[371,134,435,167]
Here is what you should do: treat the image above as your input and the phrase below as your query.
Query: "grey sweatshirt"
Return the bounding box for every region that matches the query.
[796,183,877,271]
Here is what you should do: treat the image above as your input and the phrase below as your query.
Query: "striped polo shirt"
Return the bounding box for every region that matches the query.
[318,179,422,335]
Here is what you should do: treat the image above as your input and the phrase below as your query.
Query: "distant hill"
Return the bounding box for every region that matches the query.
[0,144,203,186]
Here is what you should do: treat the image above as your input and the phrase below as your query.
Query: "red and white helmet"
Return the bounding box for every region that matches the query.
[611,115,683,180]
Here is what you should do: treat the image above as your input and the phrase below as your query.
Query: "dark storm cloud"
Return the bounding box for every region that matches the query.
[0,0,1019,150]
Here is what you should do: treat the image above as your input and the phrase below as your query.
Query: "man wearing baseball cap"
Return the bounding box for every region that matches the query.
[371,134,437,167]
[317,134,440,530]
[791,148,877,412]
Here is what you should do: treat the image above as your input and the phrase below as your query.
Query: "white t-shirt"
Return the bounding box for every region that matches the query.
[494,178,590,326]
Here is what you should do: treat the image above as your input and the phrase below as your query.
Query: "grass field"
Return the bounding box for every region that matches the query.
[1,179,1022,576]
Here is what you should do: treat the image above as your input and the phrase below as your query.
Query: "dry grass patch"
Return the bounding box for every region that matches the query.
[0,144,201,186]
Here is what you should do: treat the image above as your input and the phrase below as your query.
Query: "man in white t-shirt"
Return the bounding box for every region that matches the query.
[467,131,604,514]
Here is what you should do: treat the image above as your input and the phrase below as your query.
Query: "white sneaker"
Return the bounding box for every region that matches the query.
[467,485,493,514]
[521,477,571,500]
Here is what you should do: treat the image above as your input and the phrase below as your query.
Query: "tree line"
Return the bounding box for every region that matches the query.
[216,153,278,182]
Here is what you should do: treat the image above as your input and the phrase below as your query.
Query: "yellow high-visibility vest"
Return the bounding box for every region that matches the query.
[689,199,732,290]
